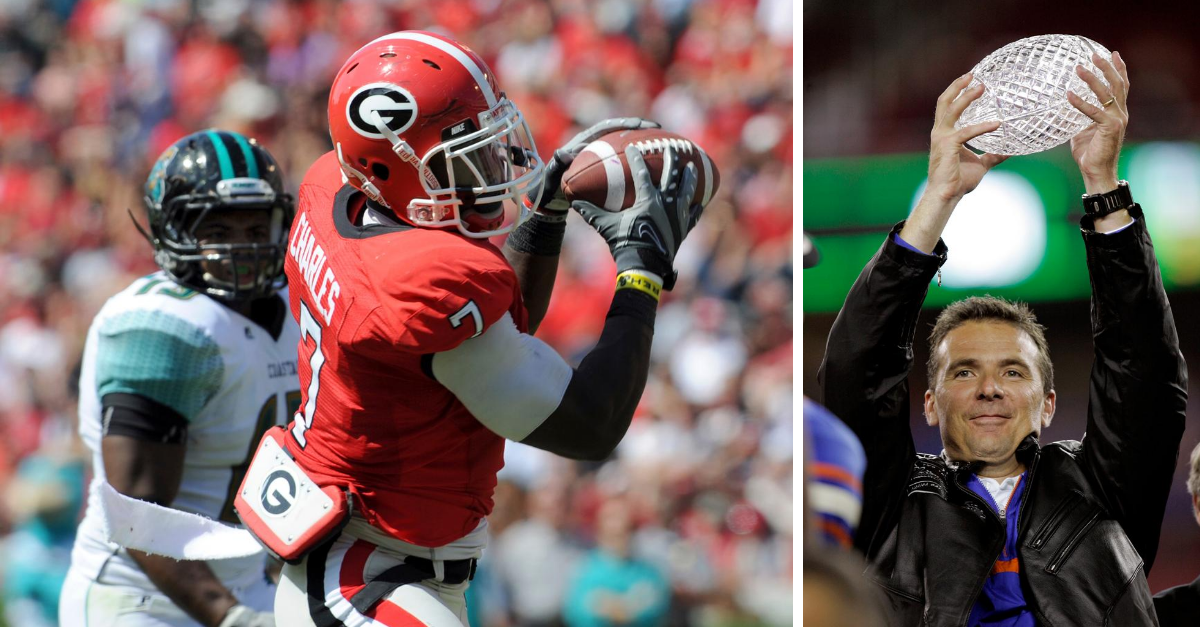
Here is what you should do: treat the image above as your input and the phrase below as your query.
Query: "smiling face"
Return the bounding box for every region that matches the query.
[925,320,1056,477]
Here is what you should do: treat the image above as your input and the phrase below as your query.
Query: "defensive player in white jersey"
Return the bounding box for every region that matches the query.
[60,130,299,627]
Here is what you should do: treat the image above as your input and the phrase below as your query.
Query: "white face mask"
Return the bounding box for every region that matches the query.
[338,98,546,239]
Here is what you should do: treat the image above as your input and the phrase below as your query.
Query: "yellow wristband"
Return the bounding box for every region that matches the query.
[615,271,662,301]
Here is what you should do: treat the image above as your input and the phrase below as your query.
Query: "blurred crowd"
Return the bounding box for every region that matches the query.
[803,2,1199,158]
[0,0,793,625]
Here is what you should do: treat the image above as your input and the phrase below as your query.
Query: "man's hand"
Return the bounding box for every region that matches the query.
[534,117,661,216]
[217,604,275,627]
[573,145,702,290]
[1067,51,1130,196]
[926,73,1009,202]
[899,73,1009,253]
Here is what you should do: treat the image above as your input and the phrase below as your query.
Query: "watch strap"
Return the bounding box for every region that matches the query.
[1082,180,1133,217]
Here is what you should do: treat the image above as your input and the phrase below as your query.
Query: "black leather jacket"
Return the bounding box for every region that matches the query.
[818,208,1187,626]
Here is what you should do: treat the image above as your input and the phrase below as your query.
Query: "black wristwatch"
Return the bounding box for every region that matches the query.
[1082,180,1134,218]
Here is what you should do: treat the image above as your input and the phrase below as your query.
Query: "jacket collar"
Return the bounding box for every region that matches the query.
[939,433,1041,476]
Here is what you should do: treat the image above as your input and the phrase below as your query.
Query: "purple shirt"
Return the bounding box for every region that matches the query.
[965,472,1035,627]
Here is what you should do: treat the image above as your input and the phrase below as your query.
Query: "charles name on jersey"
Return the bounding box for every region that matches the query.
[289,211,341,325]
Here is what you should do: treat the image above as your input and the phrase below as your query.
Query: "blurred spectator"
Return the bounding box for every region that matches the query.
[1,446,86,627]
[1153,441,1200,626]
[0,0,793,625]
[466,478,526,627]
[491,474,583,627]
[563,497,671,627]
[802,398,865,549]
[802,547,884,627]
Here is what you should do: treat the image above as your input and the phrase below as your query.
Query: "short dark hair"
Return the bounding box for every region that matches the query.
[1187,441,1200,500]
[927,296,1054,395]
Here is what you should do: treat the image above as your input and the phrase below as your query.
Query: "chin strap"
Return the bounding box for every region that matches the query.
[336,143,388,207]
[370,111,440,190]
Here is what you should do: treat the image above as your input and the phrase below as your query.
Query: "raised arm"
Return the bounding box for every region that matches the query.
[819,73,1007,555]
[439,145,707,460]
[505,118,660,334]
[899,73,1008,252]
[1069,52,1187,573]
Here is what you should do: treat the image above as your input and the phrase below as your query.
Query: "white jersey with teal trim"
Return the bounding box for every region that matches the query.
[69,271,302,592]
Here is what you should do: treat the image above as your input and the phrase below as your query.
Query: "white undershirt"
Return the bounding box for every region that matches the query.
[976,474,1022,516]
[1099,216,1136,235]
[432,312,573,441]
[362,205,402,227]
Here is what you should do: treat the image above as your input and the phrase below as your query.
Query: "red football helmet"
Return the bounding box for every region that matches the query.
[328,31,545,238]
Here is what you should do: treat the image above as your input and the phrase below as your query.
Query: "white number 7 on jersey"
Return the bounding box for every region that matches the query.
[450,300,484,338]
[292,302,326,448]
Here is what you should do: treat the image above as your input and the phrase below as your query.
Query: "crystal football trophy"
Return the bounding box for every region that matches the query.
[954,34,1113,156]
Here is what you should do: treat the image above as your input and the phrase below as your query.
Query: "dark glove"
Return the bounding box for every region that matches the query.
[533,117,662,216]
[572,145,704,290]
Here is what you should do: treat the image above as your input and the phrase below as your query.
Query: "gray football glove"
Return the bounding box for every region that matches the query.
[218,604,275,627]
[534,117,662,215]
[572,144,704,290]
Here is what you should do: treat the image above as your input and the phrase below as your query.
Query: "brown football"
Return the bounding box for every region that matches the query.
[561,129,720,212]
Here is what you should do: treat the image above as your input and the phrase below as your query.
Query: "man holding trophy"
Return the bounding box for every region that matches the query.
[819,38,1187,626]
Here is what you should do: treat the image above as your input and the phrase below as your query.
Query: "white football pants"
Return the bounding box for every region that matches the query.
[57,567,275,627]
[275,532,470,627]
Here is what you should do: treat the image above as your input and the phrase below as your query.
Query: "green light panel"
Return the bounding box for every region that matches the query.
[803,143,1200,313]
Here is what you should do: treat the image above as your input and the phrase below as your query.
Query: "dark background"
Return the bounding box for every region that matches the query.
[803,0,1200,594]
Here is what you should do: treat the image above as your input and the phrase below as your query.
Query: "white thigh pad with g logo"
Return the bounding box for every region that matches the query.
[235,426,351,563]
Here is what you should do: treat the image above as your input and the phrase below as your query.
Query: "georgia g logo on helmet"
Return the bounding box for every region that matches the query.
[347,82,419,139]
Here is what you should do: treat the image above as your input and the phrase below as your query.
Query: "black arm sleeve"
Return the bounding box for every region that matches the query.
[519,288,657,460]
[1078,207,1187,574]
[505,213,566,256]
[504,214,567,335]
[102,393,189,445]
[817,222,946,557]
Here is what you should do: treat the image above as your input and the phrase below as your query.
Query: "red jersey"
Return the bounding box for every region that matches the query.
[282,151,527,547]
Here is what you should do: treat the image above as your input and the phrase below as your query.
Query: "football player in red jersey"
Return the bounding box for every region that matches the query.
[270,31,707,626]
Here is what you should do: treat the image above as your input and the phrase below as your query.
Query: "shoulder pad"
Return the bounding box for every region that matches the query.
[95,307,224,421]
[367,236,520,354]
[299,151,345,194]
[107,274,225,326]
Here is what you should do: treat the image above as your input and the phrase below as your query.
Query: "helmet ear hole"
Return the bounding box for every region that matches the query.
[371,163,390,181]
